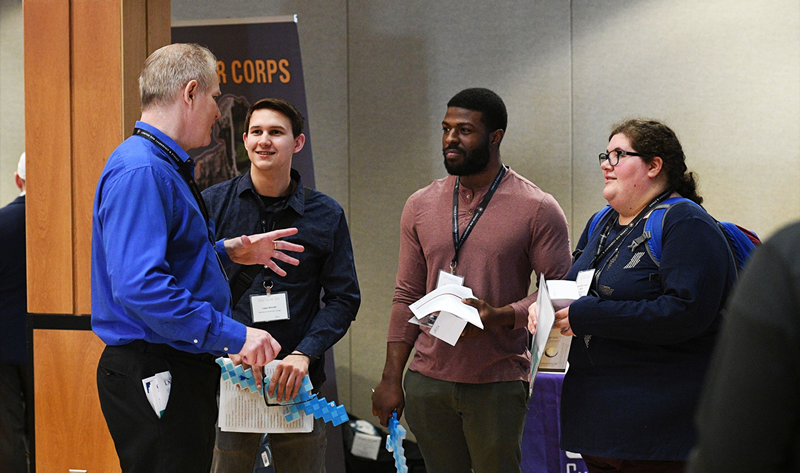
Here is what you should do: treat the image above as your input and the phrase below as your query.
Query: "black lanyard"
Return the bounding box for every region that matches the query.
[260,195,292,295]
[133,127,232,303]
[450,165,507,273]
[589,189,673,269]
[133,127,210,224]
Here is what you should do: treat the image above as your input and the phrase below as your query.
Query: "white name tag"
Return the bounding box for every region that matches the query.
[437,270,465,288]
[250,292,290,323]
[576,269,595,297]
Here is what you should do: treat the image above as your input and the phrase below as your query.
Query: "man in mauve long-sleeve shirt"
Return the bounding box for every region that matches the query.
[371,88,572,473]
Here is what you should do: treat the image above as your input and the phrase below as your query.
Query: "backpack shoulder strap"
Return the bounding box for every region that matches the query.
[588,205,615,238]
[644,197,697,266]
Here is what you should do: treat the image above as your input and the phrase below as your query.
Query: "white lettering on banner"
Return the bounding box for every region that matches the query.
[566,463,588,473]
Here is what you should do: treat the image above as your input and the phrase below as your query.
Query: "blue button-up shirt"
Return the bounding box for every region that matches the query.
[202,169,360,385]
[91,121,246,355]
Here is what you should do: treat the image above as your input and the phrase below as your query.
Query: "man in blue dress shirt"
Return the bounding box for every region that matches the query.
[91,43,304,473]
[204,98,360,472]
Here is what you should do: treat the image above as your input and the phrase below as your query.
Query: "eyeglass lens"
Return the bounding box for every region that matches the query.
[599,150,620,166]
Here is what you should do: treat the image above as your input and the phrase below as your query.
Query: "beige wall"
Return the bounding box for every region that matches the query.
[3,0,797,427]
[0,0,24,206]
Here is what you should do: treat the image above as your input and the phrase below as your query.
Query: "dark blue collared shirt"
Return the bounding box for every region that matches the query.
[91,121,246,355]
[203,169,360,386]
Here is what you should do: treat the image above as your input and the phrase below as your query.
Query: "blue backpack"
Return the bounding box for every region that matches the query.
[587,197,760,275]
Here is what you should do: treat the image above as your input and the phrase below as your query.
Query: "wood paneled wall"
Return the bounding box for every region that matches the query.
[24,0,170,316]
[23,1,170,471]
[24,0,73,314]
[33,327,118,472]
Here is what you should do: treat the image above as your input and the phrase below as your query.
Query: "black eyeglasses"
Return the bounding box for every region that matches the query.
[598,149,644,167]
[263,389,318,407]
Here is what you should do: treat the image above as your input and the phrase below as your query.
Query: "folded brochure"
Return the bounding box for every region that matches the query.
[409,284,482,346]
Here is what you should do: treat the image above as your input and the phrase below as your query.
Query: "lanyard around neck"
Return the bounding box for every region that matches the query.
[133,127,210,223]
[450,165,507,273]
[589,189,672,269]
[133,127,229,299]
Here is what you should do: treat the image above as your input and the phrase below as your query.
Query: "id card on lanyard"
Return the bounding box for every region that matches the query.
[251,280,290,323]
[250,202,297,323]
[437,270,465,289]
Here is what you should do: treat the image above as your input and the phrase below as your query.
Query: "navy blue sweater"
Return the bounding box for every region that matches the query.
[560,201,736,460]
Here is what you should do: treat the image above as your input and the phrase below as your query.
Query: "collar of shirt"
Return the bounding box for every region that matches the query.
[134,120,195,175]
[235,168,307,218]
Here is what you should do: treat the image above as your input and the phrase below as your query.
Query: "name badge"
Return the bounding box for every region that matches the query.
[251,292,290,323]
[576,269,595,297]
[437,270,465,288]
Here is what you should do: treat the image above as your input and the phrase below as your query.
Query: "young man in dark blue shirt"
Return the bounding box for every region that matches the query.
[203,98,360,473]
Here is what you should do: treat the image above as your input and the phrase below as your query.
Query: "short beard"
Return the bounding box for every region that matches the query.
[442,139,491,176]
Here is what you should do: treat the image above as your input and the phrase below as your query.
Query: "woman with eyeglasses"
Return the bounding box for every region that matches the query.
[528,119,736,473]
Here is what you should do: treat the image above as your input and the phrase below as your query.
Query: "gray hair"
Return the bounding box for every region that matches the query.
[139,43,217,109]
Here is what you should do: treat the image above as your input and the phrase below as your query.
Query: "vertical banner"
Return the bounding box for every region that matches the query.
[172,16,315,190]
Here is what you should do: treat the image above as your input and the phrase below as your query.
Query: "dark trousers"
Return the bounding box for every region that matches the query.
[97,342,220,473]
[0,364,28,473]
[583,454,686,473]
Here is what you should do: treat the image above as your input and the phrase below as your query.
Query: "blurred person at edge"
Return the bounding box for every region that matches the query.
[689,219,800,473]
[0,152,30,473]
[528,119,736,473]
[91,43,303,473]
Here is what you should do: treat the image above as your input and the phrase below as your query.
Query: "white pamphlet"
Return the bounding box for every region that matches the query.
[409,284,482,329]
[142,370,171,418]
[429,310,469,346]
[538,278,586,372]
[409,284,482,345]
[530,274,556,393]
[546,280,580,306]
[218,360,313,433]
[431,270,466,332]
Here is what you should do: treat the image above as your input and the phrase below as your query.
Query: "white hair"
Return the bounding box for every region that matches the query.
[138,43,217,109]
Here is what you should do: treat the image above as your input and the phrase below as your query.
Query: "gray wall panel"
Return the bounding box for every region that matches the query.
[0,0,24,206]
[571,0,800,237]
